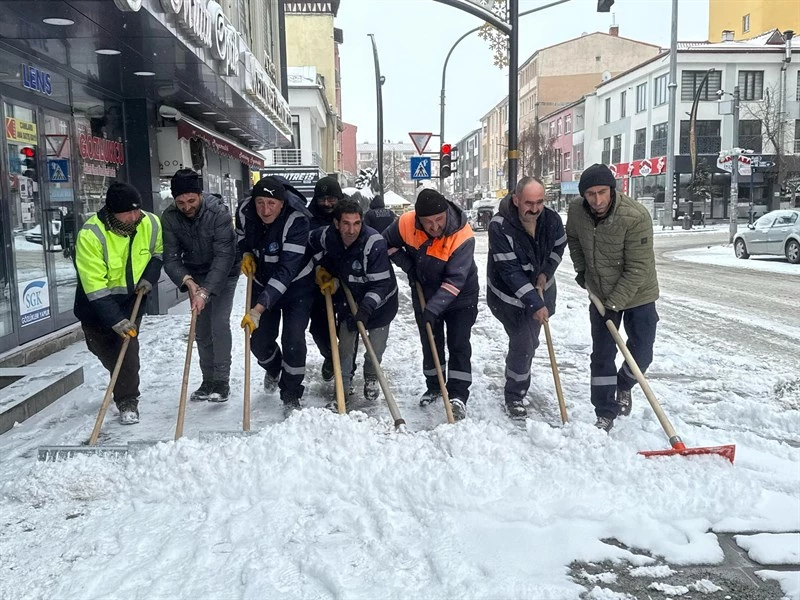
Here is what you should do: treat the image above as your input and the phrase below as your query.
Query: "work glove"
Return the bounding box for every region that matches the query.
[602,307,619,324]
[134,279,152,294]
[241,309,261,332]
[241,252,257,277]
[346,305,373,332]
[575,272,586,290]
[421,307,438,328]
[112,318,138,338]
[315,267,339,294]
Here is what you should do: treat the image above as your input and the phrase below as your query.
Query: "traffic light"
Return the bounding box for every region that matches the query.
[20,146,37,179]
[440,143,452,179]
[597,0,614,11]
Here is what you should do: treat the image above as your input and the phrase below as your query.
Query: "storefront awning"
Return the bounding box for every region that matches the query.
[177,116,264,169]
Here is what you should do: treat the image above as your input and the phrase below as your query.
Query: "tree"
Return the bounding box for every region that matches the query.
[519,120,554,179]
[742,84,790,194]
[690,159,713,204]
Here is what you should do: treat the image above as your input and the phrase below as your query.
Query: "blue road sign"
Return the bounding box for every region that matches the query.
[410,156,431,180]
[47,159,69,183]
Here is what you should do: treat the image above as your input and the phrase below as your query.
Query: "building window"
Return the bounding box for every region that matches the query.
[651,122,668,156]
[795,120,800,153]
[602,137,611,165]
[680,70,722,101]
[635,83,647,113]
[612,134,622,164]
[738,70,764,101]
[738,120,762,153]
[564,151,571,171]
[633,128,646,160]
[797,72,800,101]
[554,150,562,180]
[679,120,721,154]
[654,74,668,106]
[557,118,563,135]
[604,98,611,123]
[549,121,556,138]
[565,114,572,133]
[574,145,584,170]
[620,90,627,118]
[742,13,750,33]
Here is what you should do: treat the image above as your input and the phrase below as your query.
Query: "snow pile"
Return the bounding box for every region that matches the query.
[690,578,723,593]
[629,565,676,577]
[735,533,800,565]
[648,581,690,595]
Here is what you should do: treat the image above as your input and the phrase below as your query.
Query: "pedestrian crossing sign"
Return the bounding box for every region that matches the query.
[47,159,69,183]
[410,156,431,180]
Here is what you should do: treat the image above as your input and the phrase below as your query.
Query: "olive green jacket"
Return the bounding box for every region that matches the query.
[566,192,659,311]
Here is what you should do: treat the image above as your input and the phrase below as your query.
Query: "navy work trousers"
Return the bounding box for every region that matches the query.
[489,300,543,405]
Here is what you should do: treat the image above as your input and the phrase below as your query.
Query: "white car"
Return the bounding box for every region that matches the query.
[733,209,800,264]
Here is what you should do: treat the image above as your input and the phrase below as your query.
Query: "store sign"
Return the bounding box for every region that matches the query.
[244,51,292,136]
[19,279,51,326]
[5,117,38,144]
[177,120,264,168]
[260,167,320,187]
[21,63,52,96]
[79,134,125,166]
[160,0,240,76]
[609,156,667,178]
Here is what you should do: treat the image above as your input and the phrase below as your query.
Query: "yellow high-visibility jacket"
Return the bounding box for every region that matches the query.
[74,211,163,328]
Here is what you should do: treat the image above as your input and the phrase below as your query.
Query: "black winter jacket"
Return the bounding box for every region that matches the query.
[309,225,398,328]
[383,202,479,318]
[161,193,240,295]
[364,196,397,233]
[487,194,566,315]
[308,196,335,231]
[236,186,314,309]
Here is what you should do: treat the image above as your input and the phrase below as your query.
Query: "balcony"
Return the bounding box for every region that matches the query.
[679,136,721,154]
[650,139,667,157]
[263,148,323,167]
[633,142,646,160]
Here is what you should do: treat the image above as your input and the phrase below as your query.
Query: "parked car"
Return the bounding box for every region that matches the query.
[733,209,800,264]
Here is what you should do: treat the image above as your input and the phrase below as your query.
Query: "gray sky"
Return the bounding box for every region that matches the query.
[337,0,710,146]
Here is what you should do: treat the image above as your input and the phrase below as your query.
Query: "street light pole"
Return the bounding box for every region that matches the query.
[507,0,520,190]
[663,0,679,229]
[368,34,385,196]
[729,85,740,243]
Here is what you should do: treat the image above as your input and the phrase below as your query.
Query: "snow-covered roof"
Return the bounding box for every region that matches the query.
[383,190,410,206]
[677,29,788,51]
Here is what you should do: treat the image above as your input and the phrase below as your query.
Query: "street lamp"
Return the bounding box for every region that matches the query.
[718,85,741,242]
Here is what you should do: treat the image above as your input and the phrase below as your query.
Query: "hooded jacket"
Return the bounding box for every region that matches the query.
[309,224,398,329]
[487,194,566,316]
[161,193,240,296]
[236,183,314,310]
[383,201,479,317]
[364,195,397,233]
[566,191,659,311]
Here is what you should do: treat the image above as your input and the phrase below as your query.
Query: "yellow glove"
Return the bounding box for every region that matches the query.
[112,319,138,338]
[241,309,260,332]
[315,267,338,294]
[241,252,257,276]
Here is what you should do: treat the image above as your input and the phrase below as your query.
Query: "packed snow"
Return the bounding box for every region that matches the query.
[0,232,798,599]
[669,243,800,275]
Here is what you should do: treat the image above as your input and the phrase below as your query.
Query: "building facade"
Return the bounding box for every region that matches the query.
[0,0,291,355]
[539,98,588,209]
[340,122,358,181]
[283,0,343,175]
[709,0,800,42]
[480,97,508,197]
[452,128,484,208]
[587,31,800,221]
[357,142,416,200]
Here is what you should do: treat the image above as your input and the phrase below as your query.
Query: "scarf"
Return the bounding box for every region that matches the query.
[99,206,143,237]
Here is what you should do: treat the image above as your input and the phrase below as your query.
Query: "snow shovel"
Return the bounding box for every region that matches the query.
[174,308,198,440]
[342,284,407,431]
[324,285,347,414]
[588,292,735,463]
[538,288,568,424]
[243,274,253,432]
[415,283,455,424]
[39,289,146,460]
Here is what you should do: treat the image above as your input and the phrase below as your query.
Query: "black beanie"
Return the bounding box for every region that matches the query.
[313,175,343,200]
[578,163,617,197]
[105,182,142,213]
[252,176,286,202]
[171,168,203,198]
[415,189,449,217]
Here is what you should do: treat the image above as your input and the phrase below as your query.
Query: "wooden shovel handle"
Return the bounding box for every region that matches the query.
[415,283,454,424]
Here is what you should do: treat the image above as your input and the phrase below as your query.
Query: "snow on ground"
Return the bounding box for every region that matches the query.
[0,233,798,599]
[668,243,800,276]
[735,533,800,565]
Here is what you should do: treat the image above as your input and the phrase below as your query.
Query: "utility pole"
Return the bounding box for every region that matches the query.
[663,0,678,229]
[506,0,520,190]
[728,85,740,243]
[368,34,385,196]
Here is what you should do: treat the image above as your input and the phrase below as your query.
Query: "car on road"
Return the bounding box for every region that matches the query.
[733,209,800,264]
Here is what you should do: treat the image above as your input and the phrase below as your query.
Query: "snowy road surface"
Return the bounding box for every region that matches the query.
[0,227,798,599]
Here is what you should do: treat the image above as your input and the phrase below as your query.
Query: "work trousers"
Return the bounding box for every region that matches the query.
[195,275,237,383]
[412,294,478,401]
[489,301,543,405]
[337,323,391,390]
[250,289,313,398]
[83,322,140,404]
[589,301,659,419]
[309,291,332,361]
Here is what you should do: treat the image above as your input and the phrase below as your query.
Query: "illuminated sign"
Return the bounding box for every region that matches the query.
[79,134,125,166]
[21,64,52,96]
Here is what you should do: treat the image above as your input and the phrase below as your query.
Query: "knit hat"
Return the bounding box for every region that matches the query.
[313,176,343,200]
[252,176,286,201]
[105,182,142,213]
[578,163,617,197]
[415,189,449,217]
[170,168,203,198]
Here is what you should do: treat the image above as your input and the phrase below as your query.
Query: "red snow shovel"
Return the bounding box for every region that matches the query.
[588,292,735,463]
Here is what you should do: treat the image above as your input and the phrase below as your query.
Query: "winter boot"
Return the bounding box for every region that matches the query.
[321,357,334,382]
[505,399,527,420]
[616,387,632,417]
[450,398,467,422]
[419,389,442,407]
[264,370,279,393]
[594,416,614,432]
[208,381,230,403]
[116,398,140,425]
[281,391,302,416]
[190,380,213,402]
[363,377,380,402]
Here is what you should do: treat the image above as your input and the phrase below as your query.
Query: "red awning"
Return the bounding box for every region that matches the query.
[177,117,264,169]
